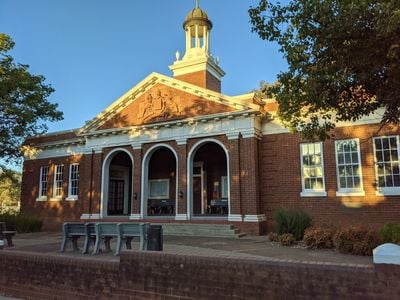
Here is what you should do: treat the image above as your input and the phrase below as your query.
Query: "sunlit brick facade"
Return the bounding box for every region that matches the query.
[21,4,400,234]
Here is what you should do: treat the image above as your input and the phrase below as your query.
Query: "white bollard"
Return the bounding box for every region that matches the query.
[373,243,400,265]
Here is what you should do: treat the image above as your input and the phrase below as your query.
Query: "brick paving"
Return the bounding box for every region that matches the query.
[1,232,372,266]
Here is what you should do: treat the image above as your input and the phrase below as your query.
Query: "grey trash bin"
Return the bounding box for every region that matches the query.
[146,225,163,251]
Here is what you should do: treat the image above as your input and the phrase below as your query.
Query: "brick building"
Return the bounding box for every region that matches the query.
[21,4,400,234]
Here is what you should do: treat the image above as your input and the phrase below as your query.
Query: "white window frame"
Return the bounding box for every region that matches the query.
[67,163,79,201]
[52,164,64,200]
[221,176,228,199]
[148,179,170,199]
[37,166,49,201]
[300,142,327,197]
[373,135,400,196]
[335,138,365,196]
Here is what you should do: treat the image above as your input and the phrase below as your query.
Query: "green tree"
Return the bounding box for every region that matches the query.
[249,0,400,139]
[0,170,20,215]
[0,33,63,166]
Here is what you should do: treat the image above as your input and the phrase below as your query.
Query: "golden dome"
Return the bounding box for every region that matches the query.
[183,7,212,30]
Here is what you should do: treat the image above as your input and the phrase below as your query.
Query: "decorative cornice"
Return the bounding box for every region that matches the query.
[31,138,85,149]
[81,110,262,139]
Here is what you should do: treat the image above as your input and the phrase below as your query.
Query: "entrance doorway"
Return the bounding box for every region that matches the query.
[101,149,133,217]
[189,140,229,217]
[142,145,178,218]
[108,180,125,215]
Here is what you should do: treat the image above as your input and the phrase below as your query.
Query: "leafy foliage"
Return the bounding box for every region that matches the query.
[279,233,296,246]
[332,226,382,256]
[304,227,334,249]
[272,208,312,240]
[0,213,42,233]
[379,223,400,244]
[0,33,63,165]
[0,169,21,215]
[268,232,280,242]
[249,0,400,139]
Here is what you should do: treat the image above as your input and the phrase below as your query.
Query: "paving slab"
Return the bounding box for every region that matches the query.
[0,232,372,266]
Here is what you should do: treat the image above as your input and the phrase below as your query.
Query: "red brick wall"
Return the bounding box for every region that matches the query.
[260,123,400,231]
[175,70,221,93]
[21,155,89,231]
[1,251,400,299]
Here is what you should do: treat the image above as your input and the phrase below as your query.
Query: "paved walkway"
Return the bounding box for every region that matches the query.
[1,232,372,266]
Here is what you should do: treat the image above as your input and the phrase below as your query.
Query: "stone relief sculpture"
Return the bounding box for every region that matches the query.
[138,88,181,122]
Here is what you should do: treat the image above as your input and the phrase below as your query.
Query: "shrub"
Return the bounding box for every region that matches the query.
[268,232,280,242]
[304,227,334,249]
[379,223,400,244]
[0,213,42,233]
[272,208,312,240]
[332,226,382,256]
[279,233,296,246]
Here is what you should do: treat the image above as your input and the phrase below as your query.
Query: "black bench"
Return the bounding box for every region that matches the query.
[0,222,16,247]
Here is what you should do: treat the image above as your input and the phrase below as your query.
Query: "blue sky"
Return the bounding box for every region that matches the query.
[0,0,287,133]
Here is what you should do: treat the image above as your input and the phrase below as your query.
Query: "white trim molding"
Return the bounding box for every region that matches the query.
[228,214,243,222]
[175,214,188,221]
[25,113,263,161]
[376,188,400,196]
[300,191,328,197]
[129,214,141,220]
[336,191,366,197]
[80,213,101,220]
[243,214,267,222]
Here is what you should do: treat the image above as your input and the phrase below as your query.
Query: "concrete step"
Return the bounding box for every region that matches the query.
[154,223,245,238]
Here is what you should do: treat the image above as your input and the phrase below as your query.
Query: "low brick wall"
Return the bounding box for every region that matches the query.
[1,251,400,299]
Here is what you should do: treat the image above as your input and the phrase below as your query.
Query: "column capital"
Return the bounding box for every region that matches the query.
[176,138,187,145]
[131,142,142,150]
[226,132,239,140]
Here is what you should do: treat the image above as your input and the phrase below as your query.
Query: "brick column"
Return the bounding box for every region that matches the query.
[176,139,188,220]
[227,134,243,221]
[240,136,265,223]
[131,144,143,220]
[88,150,103,219]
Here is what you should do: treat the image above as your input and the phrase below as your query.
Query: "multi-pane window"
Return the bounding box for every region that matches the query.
[374,136,400,193]
[38,166,49,199]
[335,139,363,193]
[53,165,64,198]
[300,142,326,196]
[68,164,79,199]
[149,179,169,199]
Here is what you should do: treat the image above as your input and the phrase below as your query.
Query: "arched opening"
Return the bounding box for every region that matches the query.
[142,145,178,218]
[101,149,133,217]
[188,140,229,218]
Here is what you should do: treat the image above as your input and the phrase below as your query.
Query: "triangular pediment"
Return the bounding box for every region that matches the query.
[80,72,261,133]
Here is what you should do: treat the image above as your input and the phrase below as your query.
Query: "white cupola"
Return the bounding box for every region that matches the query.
[169,0,225,92]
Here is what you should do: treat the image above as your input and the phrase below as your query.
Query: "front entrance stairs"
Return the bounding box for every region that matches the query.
[154,223,246,238]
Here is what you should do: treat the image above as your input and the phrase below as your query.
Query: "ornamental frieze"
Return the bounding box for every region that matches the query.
[138,88,182,122]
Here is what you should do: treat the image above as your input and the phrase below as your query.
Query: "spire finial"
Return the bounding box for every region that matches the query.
[195,0,199,8]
